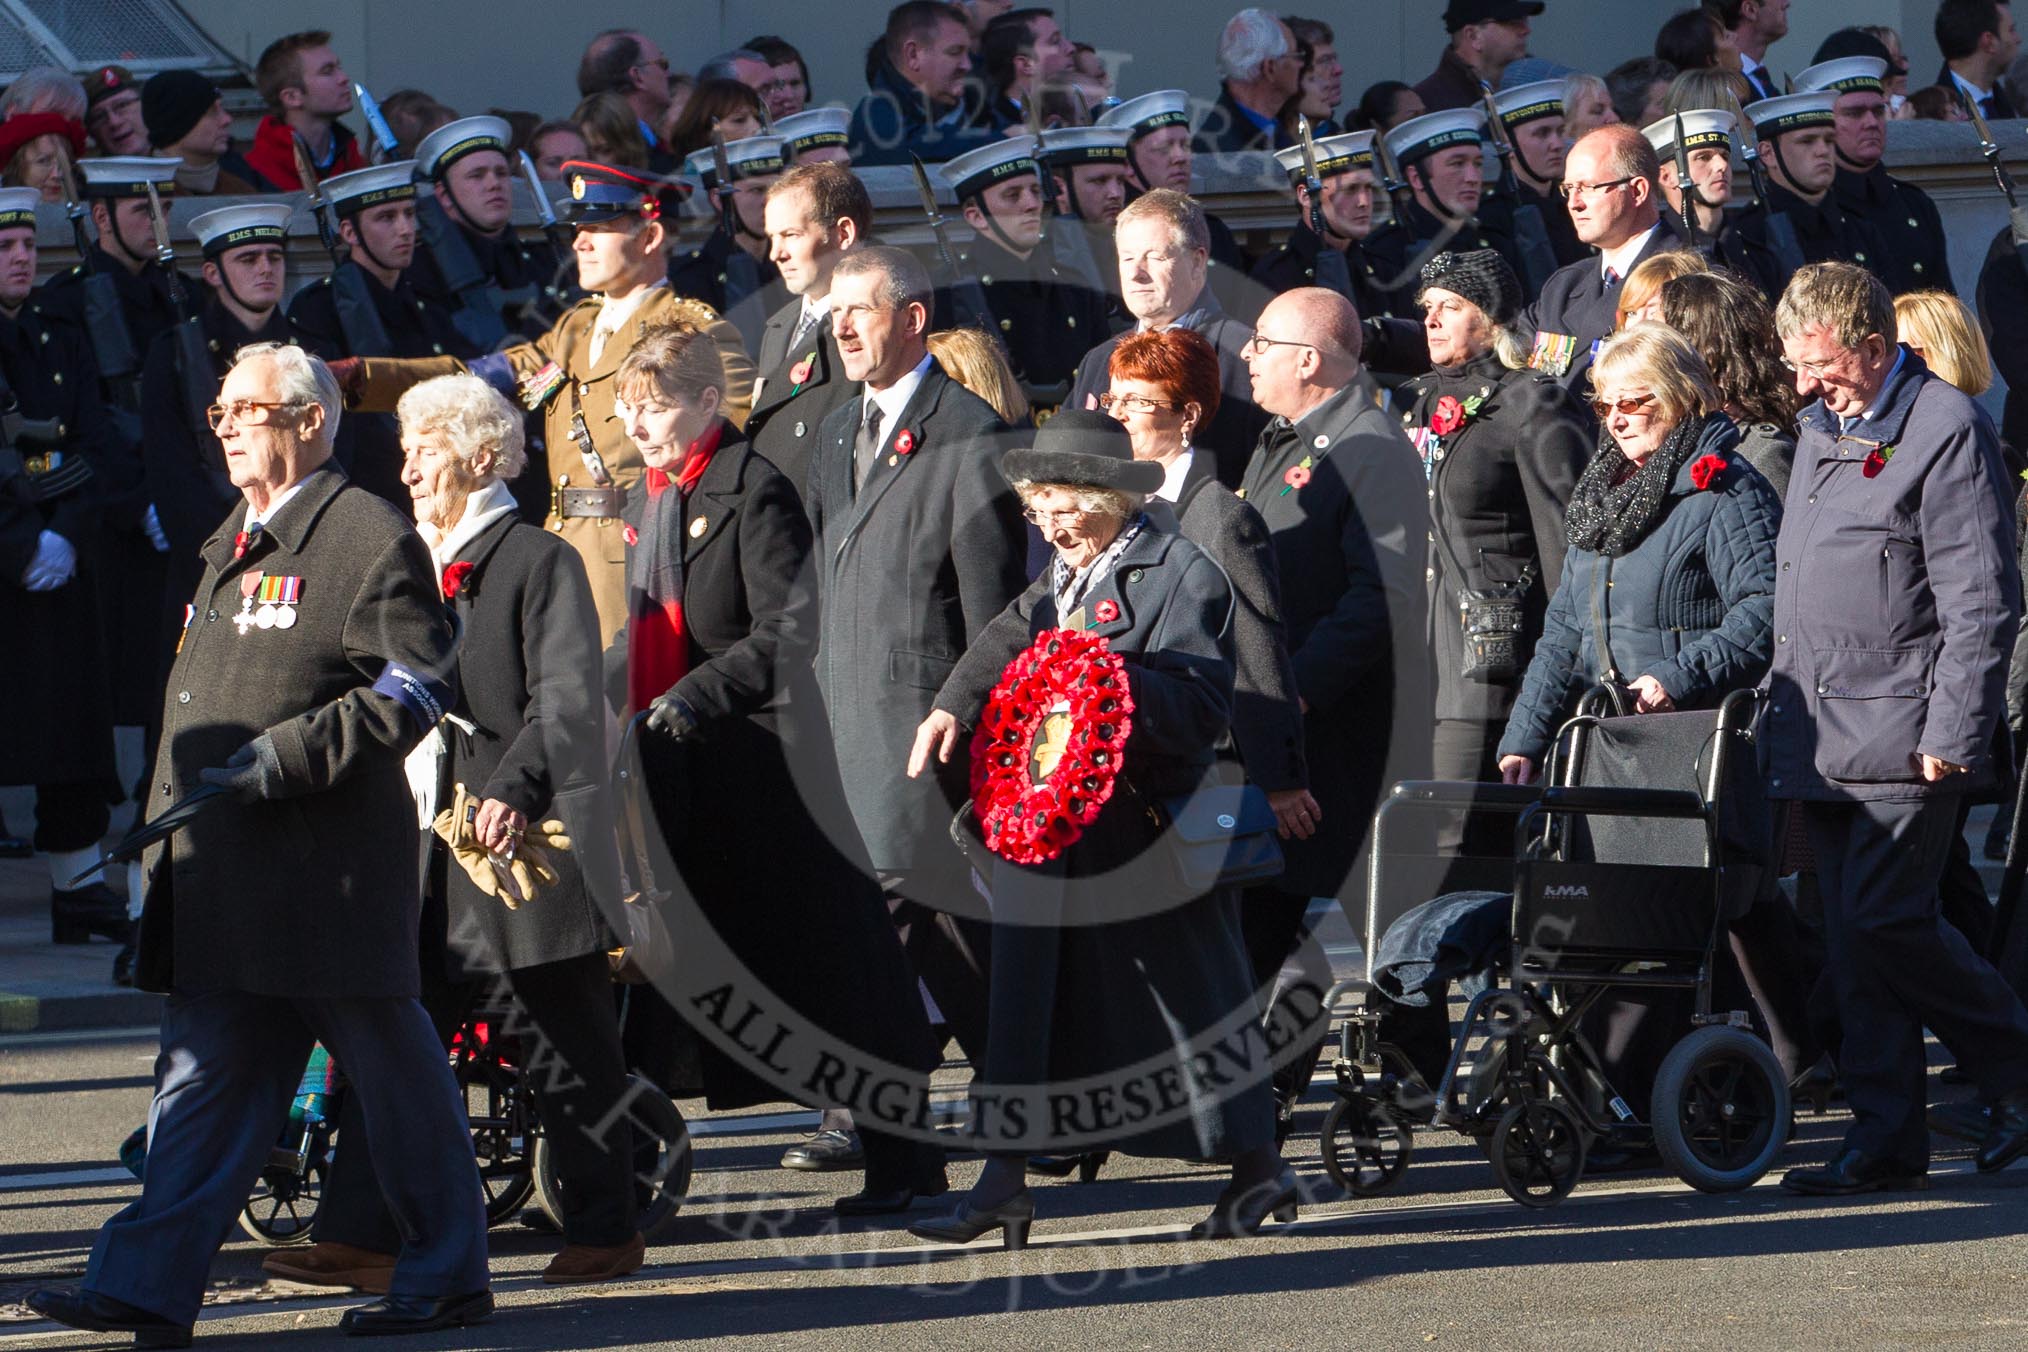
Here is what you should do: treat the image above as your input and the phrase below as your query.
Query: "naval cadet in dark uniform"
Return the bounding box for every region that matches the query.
[0,186,129,964]
[1254,130,1394,320]
[409,116,566,349]
[1037,123,1132,319]
[1641,109,1787,299]
[1796,52,1955,295]
[1098,91,1259,319]
[938,136,1114,405]
[1364,109,1526,318]
[139,204,302,670]
[1487,80,1586,271]
[1734,93,1889,295]
[288,161,477,509]
[672,135,788,358]
[44,157,189,746]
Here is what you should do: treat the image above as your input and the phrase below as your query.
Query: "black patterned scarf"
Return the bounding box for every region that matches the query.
[1563,412,1712,558]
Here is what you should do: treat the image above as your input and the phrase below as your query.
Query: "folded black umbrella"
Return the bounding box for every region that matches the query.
[67,784,229,887]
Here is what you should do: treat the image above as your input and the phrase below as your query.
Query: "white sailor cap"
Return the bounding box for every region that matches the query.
[774,107,850,159]
[720,134,788,180]
[1642,109,1736,158]
[75,156,180,199]
[1271,130,1376,185]
[1794,56,1889,98]
[1097,89,1191,139]
[192,203,292,257]
[1038,124,1132,168]
[1386,107,1487,166]
[0,186,35,230]
[940,137,1041,200]
[1492,80,1566,128]
[1745,92,1836,139]
[414,116,511,180]
[321,160,418,216]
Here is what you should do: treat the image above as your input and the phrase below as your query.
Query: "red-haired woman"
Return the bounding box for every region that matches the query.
[1103,327,1320,1135]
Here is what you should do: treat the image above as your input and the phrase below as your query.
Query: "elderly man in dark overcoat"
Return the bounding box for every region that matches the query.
[27,344,490,1344]
[1766,264,2028,1196]
[1237,286,1432,1082]
[804,245,1026,1097]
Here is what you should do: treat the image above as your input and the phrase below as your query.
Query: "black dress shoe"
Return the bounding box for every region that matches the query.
[1190,1164,1299,1239]
[25,1286,191,1348]
[50,884,131,944]
[339,1290,493,1336]
[1781,1149,1928,1197]
[112,940,137,987]
[907,1192,1036,1250]
[836,1162,950,1215]
[1930,1099,1994,1143]
[1976,1087,2028,1173]
[781,1128,863,1171]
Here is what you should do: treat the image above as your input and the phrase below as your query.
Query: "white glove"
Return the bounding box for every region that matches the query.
[142,504,169,553]
[22,530,75,591]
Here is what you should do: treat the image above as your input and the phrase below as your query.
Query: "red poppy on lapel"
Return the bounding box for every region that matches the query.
[1688,453,1728,491]
[1428,395,1466,437]
[623,523,639,547]
[1094,598,1120,623]
[1862,445,1895,479]
[895,428,916,455]
[441,560,475,600]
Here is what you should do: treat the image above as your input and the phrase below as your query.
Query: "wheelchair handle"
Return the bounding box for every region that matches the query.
[1387,780,1544,809]
[1532,786,1707,818]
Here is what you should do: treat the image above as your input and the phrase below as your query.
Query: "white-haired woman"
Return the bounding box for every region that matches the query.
[275,373,646,1288]
[1404,250,1590,857]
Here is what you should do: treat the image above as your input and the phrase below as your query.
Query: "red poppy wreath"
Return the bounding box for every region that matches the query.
[969,628,1134,865]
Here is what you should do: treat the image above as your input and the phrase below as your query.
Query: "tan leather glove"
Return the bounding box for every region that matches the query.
[432,788,569,909]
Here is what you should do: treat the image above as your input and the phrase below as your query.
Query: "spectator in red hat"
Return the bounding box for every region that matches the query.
[0,113,85,203]
[83,66,150,155]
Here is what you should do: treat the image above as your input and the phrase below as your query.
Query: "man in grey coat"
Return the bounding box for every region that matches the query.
[797,246,1026,1166]
[27,345,490,1343]
[1765,264,2028,1196]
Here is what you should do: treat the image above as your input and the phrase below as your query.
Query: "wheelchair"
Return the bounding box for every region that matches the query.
[1318,686,1790,1208]
[240,999,693,1245]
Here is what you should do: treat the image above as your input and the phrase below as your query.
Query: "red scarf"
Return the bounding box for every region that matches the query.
[627,421,724,714]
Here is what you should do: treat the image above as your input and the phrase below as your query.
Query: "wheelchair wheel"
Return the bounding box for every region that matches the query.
[1320,1097,1413,1197]
[1651,1025,1789,1193]
[530,1075,693,1244]
[458,1053,535,1224]
[239,1157,324,1246]
[1489,1099,1586,1208]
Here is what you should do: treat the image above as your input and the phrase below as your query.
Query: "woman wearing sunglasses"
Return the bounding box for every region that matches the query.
[1496,322,1782,783]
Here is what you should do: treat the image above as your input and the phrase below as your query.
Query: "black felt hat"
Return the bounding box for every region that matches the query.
[1001,409,1163,494]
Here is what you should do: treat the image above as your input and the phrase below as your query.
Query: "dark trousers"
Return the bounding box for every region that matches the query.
[882,863,992,1068]
[1805,796,2028,1166]
[315,951,637,1250]
[1431,717,1508,857]
[85,990,488,1325]
[33,780,110,854]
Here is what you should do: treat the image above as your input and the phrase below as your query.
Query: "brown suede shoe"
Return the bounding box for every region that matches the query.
[261,1241,397,1294]
[542,1234,647,1285]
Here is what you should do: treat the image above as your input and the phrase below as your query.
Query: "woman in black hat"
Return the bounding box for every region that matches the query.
[904,410,1291,1249]
[1402,249,1591,856]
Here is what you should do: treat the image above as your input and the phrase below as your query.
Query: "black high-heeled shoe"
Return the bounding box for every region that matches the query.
[1025,1151,1109,1182]
[907,1192,1036,1251]
[1189,1164,1298,1240]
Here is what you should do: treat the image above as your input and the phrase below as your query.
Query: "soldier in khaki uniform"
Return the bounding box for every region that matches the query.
[335,161,755,642]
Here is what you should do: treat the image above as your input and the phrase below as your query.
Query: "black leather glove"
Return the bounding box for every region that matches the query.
[645,692,701,741]
[198,734,282,803]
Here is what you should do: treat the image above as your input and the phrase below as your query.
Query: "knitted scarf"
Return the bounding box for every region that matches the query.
[625,421,724,714]
[1563,413,1711,558]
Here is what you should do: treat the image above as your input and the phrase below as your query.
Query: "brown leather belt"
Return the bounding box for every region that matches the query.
[554,485,627,519]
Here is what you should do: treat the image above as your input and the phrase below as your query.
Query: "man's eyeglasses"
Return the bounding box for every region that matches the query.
[1243,334,1317,358]
[1556,175,1636,201]
[1778,344,1870,378]
[632,57,671,74]
[1094,392,1177,416]
[1590,393,1657,419]
[206,399,307,431]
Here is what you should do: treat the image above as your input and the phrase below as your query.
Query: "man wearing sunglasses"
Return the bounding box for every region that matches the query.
[1767,262,2028,1197]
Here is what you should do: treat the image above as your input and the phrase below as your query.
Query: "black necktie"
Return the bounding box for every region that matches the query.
[852,404,885,495]
[1983,94,1998,118]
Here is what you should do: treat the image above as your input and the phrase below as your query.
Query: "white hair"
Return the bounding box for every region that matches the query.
[233,342,341,445]
[1216,8,1291,83]
[1009,479,1143,521]
[395,374,528,480]
[2,66,87,121]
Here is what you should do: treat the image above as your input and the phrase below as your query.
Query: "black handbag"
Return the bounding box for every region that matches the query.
[1156,784,1286,893]
[1435,525,1536,684]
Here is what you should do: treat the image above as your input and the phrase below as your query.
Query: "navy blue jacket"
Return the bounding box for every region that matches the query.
[1499,417,1782,763]
[1763,351,2022,801]
[847,57,992,166]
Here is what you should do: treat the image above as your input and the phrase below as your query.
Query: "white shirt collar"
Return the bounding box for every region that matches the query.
[1741,51,1765,79]
[864,351,934,430]
[596,278,667,335]
[1949,68,1994,101]
[243,478,309,531]
[799,292,833,328]
[1152,449,1195,503]
[1600,224,1660,284]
